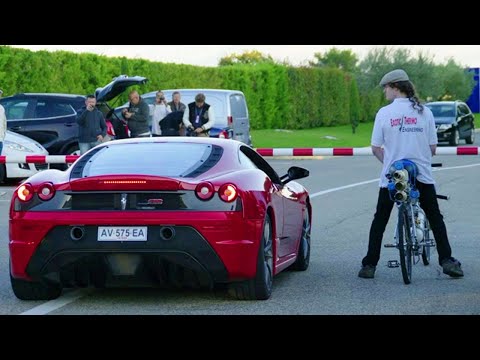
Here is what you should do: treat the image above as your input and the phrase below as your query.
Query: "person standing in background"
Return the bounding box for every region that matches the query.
[76,95,107,155]
[168,91,187,135]
[150,91,171,137]
[183,93,215,137]
[122,90,151,138]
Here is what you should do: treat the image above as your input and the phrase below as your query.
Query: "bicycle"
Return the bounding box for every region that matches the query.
[384,160,448,284]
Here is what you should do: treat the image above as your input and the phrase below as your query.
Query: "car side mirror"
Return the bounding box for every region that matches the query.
[280,166,309,185]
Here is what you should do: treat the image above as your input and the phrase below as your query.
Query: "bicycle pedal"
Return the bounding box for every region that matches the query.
[384,243,397,248]
[387,260,400,268]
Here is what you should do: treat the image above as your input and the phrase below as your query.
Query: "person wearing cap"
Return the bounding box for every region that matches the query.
[182,93,215,137]
[358,69,464,279]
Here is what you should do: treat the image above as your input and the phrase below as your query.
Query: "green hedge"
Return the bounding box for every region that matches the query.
[0,46,366,129]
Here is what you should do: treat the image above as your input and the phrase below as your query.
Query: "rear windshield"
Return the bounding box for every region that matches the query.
[426,104,455,117]
[80,143,222,178]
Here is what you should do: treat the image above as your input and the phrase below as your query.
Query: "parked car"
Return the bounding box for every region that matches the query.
[9,137,311,301]
[0,130,49,183]
[424,101,476,146]
[0,76,148,157]
[111,89,252,146]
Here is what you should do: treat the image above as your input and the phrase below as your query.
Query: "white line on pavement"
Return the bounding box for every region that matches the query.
[19,289,92,315]
[310,162,480,199]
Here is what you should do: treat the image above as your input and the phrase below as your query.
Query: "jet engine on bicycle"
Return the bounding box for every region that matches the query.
[386,159,419,203]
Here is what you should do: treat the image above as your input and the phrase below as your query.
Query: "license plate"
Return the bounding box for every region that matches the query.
[97,227,148,241]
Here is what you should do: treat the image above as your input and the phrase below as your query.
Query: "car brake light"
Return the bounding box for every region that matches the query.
[17,184,34,202]
[195,182,215,200]
[219,184,237,202]
[38,182,56,201]
[219,130,229,139]
[227,116,233,126]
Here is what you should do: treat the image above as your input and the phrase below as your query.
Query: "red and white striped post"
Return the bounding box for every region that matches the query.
[0,147,479,164]
[256,147,480,157]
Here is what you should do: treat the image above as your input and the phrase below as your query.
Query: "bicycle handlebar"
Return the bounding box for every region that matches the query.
[436,194,449,201]
[431,163,443,167]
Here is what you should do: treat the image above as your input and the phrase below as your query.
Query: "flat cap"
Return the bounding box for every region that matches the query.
[379,69,409,86]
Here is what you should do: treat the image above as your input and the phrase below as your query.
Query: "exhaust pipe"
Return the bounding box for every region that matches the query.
[394,181,408,191]
[394,191,408,202]
[393,169,409,181]
[160,226,175,241]
[70,226,85,241]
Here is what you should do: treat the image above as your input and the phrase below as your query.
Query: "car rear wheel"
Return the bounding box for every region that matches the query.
[10,273,62,301]
[228,214,273,300]
[449,129,459,146]
[290,211,311,271]
[466,128,475,144]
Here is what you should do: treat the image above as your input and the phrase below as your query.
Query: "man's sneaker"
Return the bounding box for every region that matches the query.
[441,258,464,278]
[358,264,376,279]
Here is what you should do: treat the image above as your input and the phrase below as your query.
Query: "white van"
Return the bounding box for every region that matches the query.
[140,89,252,146]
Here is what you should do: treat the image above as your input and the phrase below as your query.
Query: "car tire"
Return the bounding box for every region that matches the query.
[0,164,6,183]
[466,128,475,144]
[10,273,62,301]
[228,214,273,300]
[449,129,459,146]
[290,211,311,271]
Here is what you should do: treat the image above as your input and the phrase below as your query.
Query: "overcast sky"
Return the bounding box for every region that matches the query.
[8,45,480,68]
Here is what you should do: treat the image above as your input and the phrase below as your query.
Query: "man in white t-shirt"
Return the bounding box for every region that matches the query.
[358,69,463,279]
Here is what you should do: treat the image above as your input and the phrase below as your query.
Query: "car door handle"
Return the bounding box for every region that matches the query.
[10,126,22,131]
[64,123,74,127]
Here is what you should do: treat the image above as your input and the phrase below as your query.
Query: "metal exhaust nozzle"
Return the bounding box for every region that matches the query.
[393,169,409,181]
[394,191,408,202]
[394,181,407,191]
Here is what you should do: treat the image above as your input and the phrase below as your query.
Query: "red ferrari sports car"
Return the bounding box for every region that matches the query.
[9,137,311,300]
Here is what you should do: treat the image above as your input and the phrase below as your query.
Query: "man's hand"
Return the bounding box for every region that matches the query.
[97,135,104,142]
[124,112,132,119]
[195,127,203,134]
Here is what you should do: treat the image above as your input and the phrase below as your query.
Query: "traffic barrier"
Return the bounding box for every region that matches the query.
[255,147,479,156]
[0,147,478,164]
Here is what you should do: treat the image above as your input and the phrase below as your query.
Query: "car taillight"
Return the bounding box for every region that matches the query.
[17,183,34,202]
[219,130,229,139]
[38,182,56,201]
[227,116,233,126]
[195,182,215,200]
[219,184,237,202]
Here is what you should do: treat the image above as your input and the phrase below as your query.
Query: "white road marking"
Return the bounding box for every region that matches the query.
[310,162,480,199]
[19,289,92,315]
[14,162,480,314]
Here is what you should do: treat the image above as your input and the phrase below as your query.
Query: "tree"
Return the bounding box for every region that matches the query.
[355,47,474,102]
[218,50,274,66]
[309,48,358,73]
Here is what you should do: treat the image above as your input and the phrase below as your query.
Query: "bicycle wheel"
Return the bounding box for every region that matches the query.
[398,208,413,284]
[421,219,432,266]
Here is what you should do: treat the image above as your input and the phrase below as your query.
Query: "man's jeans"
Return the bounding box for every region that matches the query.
[79,141,99,155]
